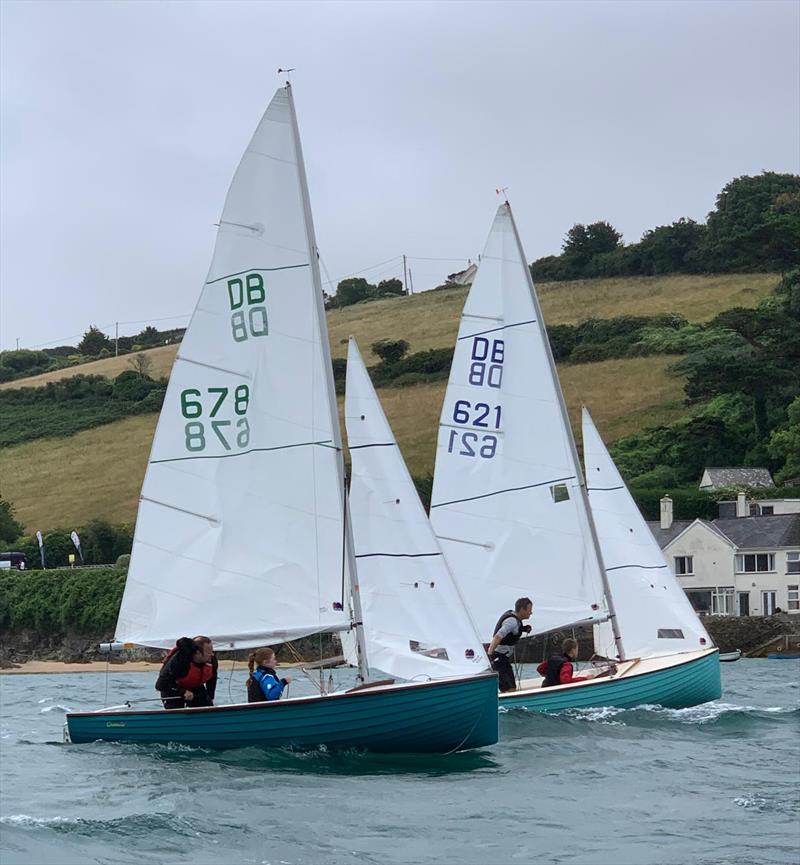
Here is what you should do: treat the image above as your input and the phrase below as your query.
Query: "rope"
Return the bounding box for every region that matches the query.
[226,657,237,705]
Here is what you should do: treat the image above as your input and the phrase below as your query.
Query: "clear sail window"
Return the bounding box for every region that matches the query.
[657,629,685,639]
[550,484,570,503]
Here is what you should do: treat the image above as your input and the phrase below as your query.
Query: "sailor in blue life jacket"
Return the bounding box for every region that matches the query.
[486,597,533,692]
[246,647,292,702]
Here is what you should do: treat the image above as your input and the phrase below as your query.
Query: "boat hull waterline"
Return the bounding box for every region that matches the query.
[66,671,498,753]
[500,649,721,712]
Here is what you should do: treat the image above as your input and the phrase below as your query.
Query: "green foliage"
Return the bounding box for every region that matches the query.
[79,520,133,565]
[628,487,719,521]
[0,498,24,545]
[115,554,131,570]
[768,396,800,484]
[412,474,433,511]
[0,567,125,634]
[78,325,112,357]
[531,173,800,281]
[0,374,166,448]
[332,276,407,308]
[702,172,800,272]
[370,347,454,387]
[371,339,409,364]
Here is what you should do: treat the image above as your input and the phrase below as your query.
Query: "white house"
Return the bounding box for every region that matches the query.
[648,493,800,617]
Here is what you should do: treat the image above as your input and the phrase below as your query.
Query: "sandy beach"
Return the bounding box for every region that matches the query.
[0,660,250,676]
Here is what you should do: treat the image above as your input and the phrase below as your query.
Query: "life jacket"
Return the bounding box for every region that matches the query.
[542,653,570,688]
[492,610,523,646]
[175,661,214,690]
[251,666,285,701]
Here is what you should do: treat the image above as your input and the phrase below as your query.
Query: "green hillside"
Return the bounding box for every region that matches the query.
[0,272,784,532]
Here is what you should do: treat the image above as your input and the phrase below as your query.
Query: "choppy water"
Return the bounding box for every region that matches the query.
[1,660,798,865]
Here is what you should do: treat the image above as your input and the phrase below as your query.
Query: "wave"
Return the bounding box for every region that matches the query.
[39,704,73,715]
[0,812,202,837]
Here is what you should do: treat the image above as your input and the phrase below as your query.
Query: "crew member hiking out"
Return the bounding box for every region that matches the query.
[486,597,533,692]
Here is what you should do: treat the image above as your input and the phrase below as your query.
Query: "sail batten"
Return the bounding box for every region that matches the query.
[115,87,351,650]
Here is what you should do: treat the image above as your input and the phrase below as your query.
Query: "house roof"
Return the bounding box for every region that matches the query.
[700,467,774,488]
[646,520,694,548]
[711,514,800,549]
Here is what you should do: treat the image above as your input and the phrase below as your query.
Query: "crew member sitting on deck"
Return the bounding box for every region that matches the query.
[246,647,292,702]
[155,636,217,709]
[537,638,614,687]
[486,597,533,692]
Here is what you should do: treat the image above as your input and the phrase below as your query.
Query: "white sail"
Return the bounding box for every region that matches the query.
[345,338,489,680]
[430,203,608,640]
[582,408,713,659]
[116,86,350,650]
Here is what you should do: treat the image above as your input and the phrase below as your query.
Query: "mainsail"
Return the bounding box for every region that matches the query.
[345,338,489,680]
[116,86,351,649]
[582,408,712,659]
[430,203,608,640]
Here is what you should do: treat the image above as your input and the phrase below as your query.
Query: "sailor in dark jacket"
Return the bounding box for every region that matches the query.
[486,597,533,692]
[246,647,292,702]
[155,636,218,709]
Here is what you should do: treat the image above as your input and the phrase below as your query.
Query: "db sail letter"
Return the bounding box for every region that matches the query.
[227,272,268,343]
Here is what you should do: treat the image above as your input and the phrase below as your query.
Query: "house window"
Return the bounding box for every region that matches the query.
[686,590,711,615]
[711,587,734,616]
[787,552,800,575]
[762,591,777,616]
[674,556,694,575]
[735,553,775,573]
[788,585,799,612]
[760,505,774,515]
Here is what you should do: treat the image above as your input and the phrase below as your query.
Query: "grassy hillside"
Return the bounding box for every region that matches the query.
[2,272,777,390]
[2,355,684,531]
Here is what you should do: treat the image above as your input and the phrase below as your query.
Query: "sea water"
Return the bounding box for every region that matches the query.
[0,659,797,865]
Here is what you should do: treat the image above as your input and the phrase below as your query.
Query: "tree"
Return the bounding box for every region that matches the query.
[0,497,24,545]
[78,326,112,356]
[375,278,405,298]
[768,396,800,483]
[371,339,409,365]
[335,277,374,307]
[702,172,800,271]
[128,352,153,378]
[135,325,162,347]
[562,221,622,276]
[637,219,707,275]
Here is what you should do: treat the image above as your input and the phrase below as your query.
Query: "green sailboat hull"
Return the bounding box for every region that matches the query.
[500,649,721,712]
[66,671,498,753]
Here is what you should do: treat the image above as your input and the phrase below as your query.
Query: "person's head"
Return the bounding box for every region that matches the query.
[515,597,533,620]
[246,647,276,684]
[192,635,214,663]
[562,638,579,660]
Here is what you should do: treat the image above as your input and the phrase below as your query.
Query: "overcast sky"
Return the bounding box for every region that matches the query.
[1,0,798,351]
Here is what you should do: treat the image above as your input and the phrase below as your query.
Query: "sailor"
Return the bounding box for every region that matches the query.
[537,637,614,687]
[155,636,217,709]
[247,647,292,702]
[486,597,533,692]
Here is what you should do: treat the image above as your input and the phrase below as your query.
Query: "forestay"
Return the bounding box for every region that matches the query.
[582,408,712,659]
[345,338,489,680]
[116,86,350,650]
[430,203,607,640]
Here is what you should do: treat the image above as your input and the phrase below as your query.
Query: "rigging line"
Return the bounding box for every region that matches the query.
[347,442,395,450]
[457,319,538,340]
[431,475,576,509]
[354,552,442,559]
[205,264,309,285]
[320,254,403,287]
[407,255,473,262]
[149,439,337,465]
[116,314,190,326]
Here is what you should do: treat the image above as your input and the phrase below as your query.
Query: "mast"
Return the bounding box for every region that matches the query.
[506,202,626,661]
[285,83,370,681]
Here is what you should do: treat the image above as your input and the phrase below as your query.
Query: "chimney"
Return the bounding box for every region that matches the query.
[660,496,673,530]
[736,491,748,518]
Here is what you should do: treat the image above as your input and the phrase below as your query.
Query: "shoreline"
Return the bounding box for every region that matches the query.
[0,659,265,676]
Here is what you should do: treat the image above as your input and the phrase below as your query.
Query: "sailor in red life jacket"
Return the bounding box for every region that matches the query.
[155,636,218,709]
[537,637,614,687]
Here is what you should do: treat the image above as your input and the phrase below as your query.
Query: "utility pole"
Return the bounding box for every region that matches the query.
[402,254,408,295]
[408,269,414,295]
[115,322,119,357]
[15,337,20,350]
